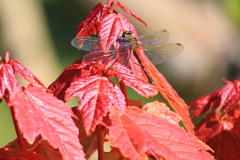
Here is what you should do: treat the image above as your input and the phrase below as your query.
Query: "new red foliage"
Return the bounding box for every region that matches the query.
[0,53,85,160]
[0,52,44,101]
[189,79,240,160]
[66,75,126,135]
[8,85,85,160]
[105,106,212,160]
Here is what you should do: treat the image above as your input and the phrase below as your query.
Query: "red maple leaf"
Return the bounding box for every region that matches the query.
[75,1,146,38]
[49,58,159,136]
[48,60,107,101]
[189,79,239,119]
[194,113,240,160]
[75,3,107,37]
[65,75,126,135]
[11,59,45,88]
[142,101,181,125]
[105,106,213,160]
[189,79,240,160]
[0,52,45,101]
[52,60,160,136]
[0,61,17,100]
[99,13,137,51]
[8,85,85,160]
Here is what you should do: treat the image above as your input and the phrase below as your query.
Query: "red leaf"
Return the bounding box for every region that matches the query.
[76,3,107,37]
[99,13,137,51]
[142,101,181,125]
[75,1,145,38]
[48,60,105,101]
[106,107,213,160]
[195,113,240,160]
[189,79,238,118]
[133,48,195,134]
[0,52,45,102]
[112,63,158,98]
[221,92,240,117]
[8,85,85,160]
[116,1,147,27]
[0,63,17,100]
[66,75,126,135]
[12,60,45,88]
[0,149,45,160]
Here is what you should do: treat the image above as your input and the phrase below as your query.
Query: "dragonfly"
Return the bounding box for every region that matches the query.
[71,30,183,66]
[71,30,183,83]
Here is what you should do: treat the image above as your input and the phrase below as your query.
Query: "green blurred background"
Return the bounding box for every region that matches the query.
[0,0,240,153]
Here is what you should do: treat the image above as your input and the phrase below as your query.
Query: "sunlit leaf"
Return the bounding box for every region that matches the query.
[0,63,17,100]
[106,107,213,160]
[189,79,238,119]
[99,13,137,51]
[75,3,107,37]
[142,101,181,125]
[8,85,85,160]
[66,75,126,135]
[12,60,45,88]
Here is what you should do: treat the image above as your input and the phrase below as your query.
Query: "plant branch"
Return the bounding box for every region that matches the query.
[97,125,105,160]
[119,81,129,106]
[10,106,26,150]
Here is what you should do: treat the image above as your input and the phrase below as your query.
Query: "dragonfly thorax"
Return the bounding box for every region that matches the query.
[122,31,138,50]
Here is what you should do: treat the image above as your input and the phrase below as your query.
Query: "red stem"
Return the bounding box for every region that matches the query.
[10,106,26,150]
[97,125,105,160]
[108,0,118,13]
[119,81,129,106]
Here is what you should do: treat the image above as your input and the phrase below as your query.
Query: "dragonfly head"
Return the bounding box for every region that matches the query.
[122,31,133,38]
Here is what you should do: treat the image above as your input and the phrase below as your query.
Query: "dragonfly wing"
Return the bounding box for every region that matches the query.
[71,36,131,52]
[144,43,184,65]
[83,50,114,63]
[139,30,170,46]
[71,37,101,51]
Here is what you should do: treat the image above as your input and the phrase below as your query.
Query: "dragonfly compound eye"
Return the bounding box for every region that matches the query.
[122,31,133,37]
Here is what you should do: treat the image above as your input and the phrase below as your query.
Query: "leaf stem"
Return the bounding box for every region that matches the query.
[10,106,26,150]
[97,125,105,160]
[119,81,129,106]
